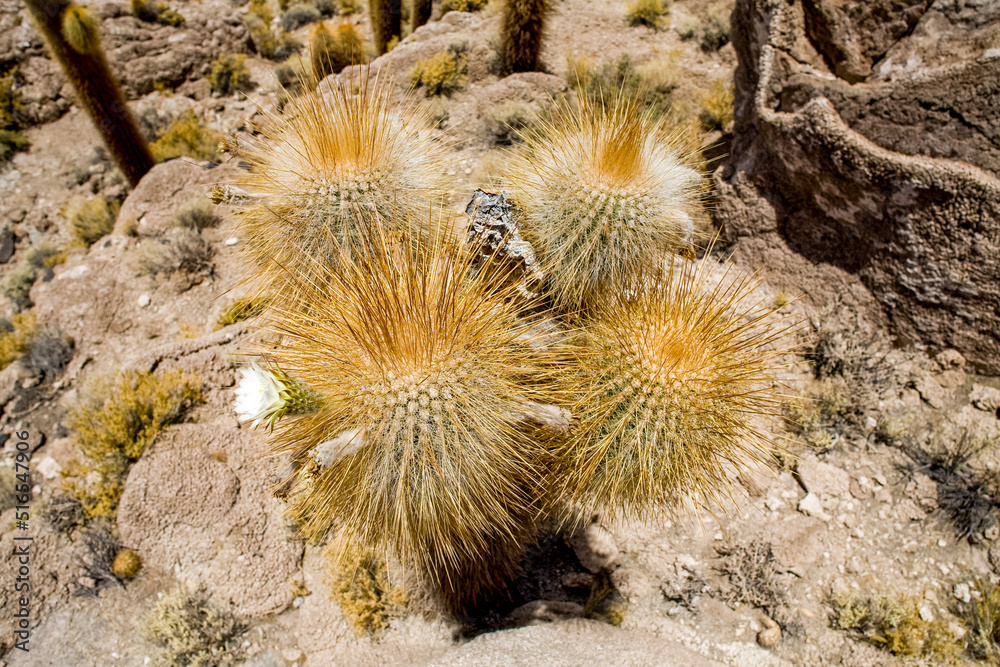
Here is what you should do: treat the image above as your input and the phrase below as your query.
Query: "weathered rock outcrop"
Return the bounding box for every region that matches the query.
[717,0,1000,372]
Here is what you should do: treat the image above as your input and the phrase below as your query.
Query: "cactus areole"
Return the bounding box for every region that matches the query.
[24,0,155,186]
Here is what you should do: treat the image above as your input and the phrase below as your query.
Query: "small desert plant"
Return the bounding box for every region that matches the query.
[309,21,367,82]
[635,54,683,95]
[337,0,361,13]
[3,244,64,311]
[226,81,451,300]
[142,583,245,667]
[0,129,29,162]
[700,6,730,51]
[698,78,734,131]
[410,49,467,96]
[716,540,783,613]
[0,311,38,370]
[556,259,788,518]
[74,523,125,596]
[482,100,536,144]
[273,56,311,93]
[327,541,406,634]
[247,233,564,607]
[281,2,321,30]
[63,369,202,518]
[131,0,185,26]
[964,580,1000,661]
[111,548,142,580]
[440,0,487,12]
[207,54,253,96]
[175,197,221,231]
[134,229,216,280]
[23,327,74,380]
[626,0,670,29]
[149,110,222,162]
[504,95,702,311]
[62,195,120,246]
[1,67,30,161]
[369,0,401,54]
[24,0,154,185]
[831,591,960,658]
[39,493,86,532]
[215,296,266,329]
[499,0,547,75]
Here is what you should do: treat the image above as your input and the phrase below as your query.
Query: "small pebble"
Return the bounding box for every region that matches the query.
[225,237,239,246]
[138,294,151,307]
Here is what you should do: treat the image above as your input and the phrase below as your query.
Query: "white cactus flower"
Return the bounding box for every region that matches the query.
[234,364,284,428]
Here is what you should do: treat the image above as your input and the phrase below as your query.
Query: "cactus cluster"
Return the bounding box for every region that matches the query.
[228,82,788,612]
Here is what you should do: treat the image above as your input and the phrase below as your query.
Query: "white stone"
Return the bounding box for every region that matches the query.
[798,493,831,521]
[35,455,62,480]
[225,237,239,246]
[954,582,971,603]
[138,294,151,308]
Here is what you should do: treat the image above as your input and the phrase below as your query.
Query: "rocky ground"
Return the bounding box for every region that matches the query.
[0,0,998,665]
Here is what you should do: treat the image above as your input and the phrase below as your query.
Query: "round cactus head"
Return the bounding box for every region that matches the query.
[559,255,791,521]
[230,78,452,300]
[506,95,704,313]
[256,224,567,606]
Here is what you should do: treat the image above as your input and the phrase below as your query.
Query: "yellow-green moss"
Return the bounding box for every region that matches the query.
[410,50,467,96]
[327,545,406,635]
[63,369,202,518]
[215,296,266,330]
[62,195,120,246]
[141,583,245,666]
[150,110,222,162]
[207,54,253,96]
[626,0,671,29]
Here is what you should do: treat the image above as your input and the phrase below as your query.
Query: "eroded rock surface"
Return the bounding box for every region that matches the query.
[717,0,1000,372]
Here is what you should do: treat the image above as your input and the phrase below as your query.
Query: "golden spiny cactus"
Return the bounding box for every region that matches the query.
[309,20,367,83]
[227,80,451,300]
[557,257,789,521]
[505,96,703,313]
[256,227,566,606]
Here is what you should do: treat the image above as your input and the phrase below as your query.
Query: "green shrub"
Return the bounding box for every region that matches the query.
[150,110,222,162]
[175,197,221,231]
[482,100,536,144]
[831,591,960,659]
[207,54,253,96]
[327,543,405,635]
[62,196,121,246]
[132,0,186,26]
[215,296,266,329]
[281,2,321,31]
[0,311,37,371]
[700,6,730,51]
[63,369,202,518]
[133,230,215,279]
[0,129,28,162]
[141,583,245,666]
[698,78,733,131]
[3,244,64,311]
[626,0,670,28]
[410,49,467,96]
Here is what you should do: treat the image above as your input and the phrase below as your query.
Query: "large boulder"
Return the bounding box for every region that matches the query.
[716,0,1000,372]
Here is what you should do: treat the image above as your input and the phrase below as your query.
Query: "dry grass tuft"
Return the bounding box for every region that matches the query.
[150,110,222,163]
[62,195,120,246]
[626,0,671,29]
[327,539,406,634]
[556,258,790,518]
[207,54,253,96]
